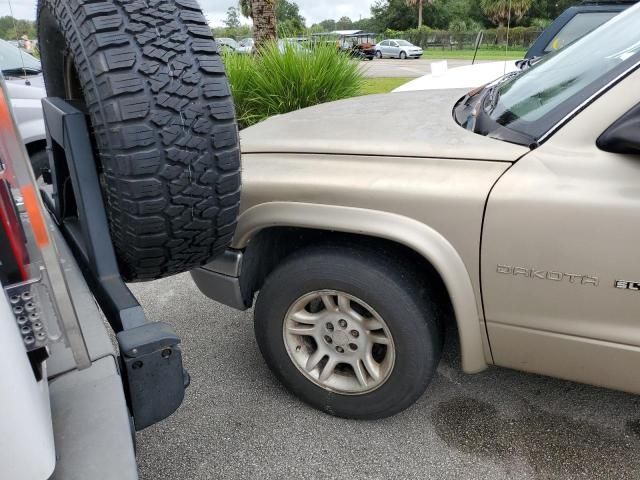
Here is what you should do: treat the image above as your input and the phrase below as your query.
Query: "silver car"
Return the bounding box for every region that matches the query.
[375,39,423,59]
[0,39,47,174]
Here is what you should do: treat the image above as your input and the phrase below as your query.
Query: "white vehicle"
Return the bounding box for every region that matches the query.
[375,39,423,59]
[0,75,140,479]
[395,60,519,92]
[1,0,241,475]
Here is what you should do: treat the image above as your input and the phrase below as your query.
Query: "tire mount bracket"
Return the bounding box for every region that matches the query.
[40,97,189,430]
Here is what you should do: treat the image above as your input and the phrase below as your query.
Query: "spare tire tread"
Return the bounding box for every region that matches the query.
[38,0,240,281]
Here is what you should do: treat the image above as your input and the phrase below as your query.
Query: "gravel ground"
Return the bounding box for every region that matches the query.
[132,273,640,480]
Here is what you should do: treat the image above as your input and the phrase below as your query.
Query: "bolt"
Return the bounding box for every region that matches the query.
[24,302,35,313]
[131,348,138,355]
[338,319,347,329]
[23,335,35,346]
[21,326,31,335]
[36,332,46,341]
[10,295,20,304]
[21,292,32,301]
[350,330,359,338]
[324,335,333,344]
[349,343,358,351]
[29,312,39,321]
[16,316,28,326]
[336,346,344,353]
[325,322,334,331]
[13,306,24,315]
[161,348,172,358]
[132,361,143,370]
[32,322,43,332]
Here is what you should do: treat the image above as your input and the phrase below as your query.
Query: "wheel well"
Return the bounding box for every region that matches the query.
[240,227,455,330]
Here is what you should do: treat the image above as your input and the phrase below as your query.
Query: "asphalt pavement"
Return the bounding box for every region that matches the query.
[132,272,640,480]
[359,58,488,78]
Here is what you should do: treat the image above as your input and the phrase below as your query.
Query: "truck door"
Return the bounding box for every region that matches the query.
[480,70,640,393]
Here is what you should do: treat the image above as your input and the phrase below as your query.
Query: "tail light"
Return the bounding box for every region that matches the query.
[0,76,90,370]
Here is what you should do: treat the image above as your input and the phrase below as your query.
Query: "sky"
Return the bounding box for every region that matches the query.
[4,0,376,27]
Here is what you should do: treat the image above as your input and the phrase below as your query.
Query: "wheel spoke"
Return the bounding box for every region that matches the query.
[363,352,381,381]
[305,350,325,372]
[286,324,315,336]
[321,294,338,312]
[368,333,390,345]
[337,294,351,313]
[291,309,322,325]
[319,357,338,382]
[353,359,368,388]
[363,318,385,331]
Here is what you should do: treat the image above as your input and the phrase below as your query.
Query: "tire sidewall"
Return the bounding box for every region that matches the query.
[255,247,441,419]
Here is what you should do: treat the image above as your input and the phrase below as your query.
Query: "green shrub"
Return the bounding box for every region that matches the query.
[223,41,364,129]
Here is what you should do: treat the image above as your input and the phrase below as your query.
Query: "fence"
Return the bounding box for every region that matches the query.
[381,27,542,50]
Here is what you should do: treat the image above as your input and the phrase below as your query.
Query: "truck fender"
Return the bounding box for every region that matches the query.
[232,202,488,374]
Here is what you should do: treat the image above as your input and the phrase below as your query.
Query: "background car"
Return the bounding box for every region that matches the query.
[237,38,255,54]
[375,39,423,59]
[217,37,239,53]
[0,39,47,175]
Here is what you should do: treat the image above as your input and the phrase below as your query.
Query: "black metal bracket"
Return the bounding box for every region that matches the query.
[41,97,188,431]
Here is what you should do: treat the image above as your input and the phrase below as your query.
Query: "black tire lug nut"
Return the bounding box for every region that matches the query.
[336,346,344,353]
[350,330,359,338]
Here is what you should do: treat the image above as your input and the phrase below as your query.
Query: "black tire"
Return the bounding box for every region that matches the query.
[37,0,240,281]
[400,51,407,60]
[375,50,382,59]
[254,245,443,419]
[29,149,49,178]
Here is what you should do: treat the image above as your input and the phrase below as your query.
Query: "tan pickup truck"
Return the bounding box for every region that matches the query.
[193,5,640,419]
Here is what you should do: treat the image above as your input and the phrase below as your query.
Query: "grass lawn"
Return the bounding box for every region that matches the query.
[422,48,527,61]
[360,77,414,95]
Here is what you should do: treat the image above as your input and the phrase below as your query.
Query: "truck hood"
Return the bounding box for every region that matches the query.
[240,89,529,162]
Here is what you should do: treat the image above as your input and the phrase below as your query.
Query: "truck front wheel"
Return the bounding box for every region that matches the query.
[254,244,443,419]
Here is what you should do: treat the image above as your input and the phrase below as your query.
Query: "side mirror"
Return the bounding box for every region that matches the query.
[597,103,640,155]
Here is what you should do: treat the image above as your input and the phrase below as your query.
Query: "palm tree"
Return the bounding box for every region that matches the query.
[239,0,277,49]
[405,0,433,29]
[480,0,533,27]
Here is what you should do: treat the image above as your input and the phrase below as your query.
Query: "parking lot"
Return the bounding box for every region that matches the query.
[133,273,640,480]
[360,58,488,78]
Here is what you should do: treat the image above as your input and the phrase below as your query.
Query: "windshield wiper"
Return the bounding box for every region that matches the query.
[483,70,521,114]
[2,67,42,76]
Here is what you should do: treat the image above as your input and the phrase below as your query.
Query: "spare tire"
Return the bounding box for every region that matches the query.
[37,0,241,281]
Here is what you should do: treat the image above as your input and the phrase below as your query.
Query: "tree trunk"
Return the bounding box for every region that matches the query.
[251,0,277,50]
[418,0,423,28]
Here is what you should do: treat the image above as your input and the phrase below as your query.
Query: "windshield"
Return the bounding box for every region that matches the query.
[484,5,640,142]
[0,39,41,73]
[396,40,412,46]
